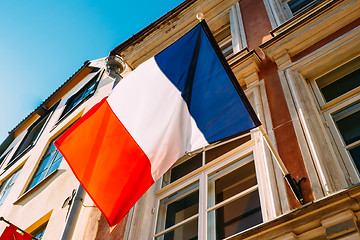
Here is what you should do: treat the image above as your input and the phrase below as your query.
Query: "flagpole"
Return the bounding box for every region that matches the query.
[60,184,86,240]
[259,125,306,205]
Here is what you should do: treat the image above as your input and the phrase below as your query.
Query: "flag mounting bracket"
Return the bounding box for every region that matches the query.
[284,175,307,205]
[259,126,307,205]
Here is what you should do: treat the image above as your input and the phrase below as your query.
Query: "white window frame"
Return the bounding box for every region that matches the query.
[263,0,323,27]
[25,134,64,193]
[322,94,360,183]
[58,71,101,122]
[153,141,264,240]
[206,155,260,239]
[0,167,21,206]
[229,2,247,53]
[310,58,360,184]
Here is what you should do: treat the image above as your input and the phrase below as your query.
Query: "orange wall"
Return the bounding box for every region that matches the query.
[240,0,315,207]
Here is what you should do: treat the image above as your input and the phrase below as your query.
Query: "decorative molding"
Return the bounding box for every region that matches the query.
[229,48,262,87]
[260,0,360,67]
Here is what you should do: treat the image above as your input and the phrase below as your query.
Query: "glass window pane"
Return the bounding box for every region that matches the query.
[320,68,360,102]
[208,160,262,239]
[46,159,62,177]
[170,154,202,183]
[349,145,360,170]
[28,171,46,190]
[31,222,47,240]
[52,151,63,163]
[83,82,97,97]
[333,103,360,145]
[0,151,11,167]
[0,188,10,206]
[8,170,21,185]
[36,155,54,174]
[0,168,21,206]
[288,0,320,13]
[206,135,251,164]
[214,161,257,204]
[27,137,64,191]
[47,143,57,155]
[157,183,199,235]
[317,57,360,103]
[209,190,262,239]
[10,116,48,163]
[60,73,99,119]
[69,94,83,109]
[155,218,198,240]
[165,190,199,228]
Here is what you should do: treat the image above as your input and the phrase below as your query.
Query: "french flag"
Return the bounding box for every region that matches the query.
[55,21,260,230]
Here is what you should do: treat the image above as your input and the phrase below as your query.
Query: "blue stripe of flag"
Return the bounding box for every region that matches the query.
[154,23,259,144]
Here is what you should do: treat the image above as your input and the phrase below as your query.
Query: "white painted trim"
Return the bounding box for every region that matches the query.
[281,69,334,196]
[230,2,247,52]
[323,94,360,184]
[263,0,291,27]
[247,82,286,216]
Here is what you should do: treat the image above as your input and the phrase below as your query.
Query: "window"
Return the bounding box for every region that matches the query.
[331,101,360,171]
[155,135,262,239]
[0,168,21,206]
[8,115,50,167]
[207,160,261,239]
[316,59,360,103]
[156,182,199,240]
[210,2,246,59]
[31,222,48,240]
[287,0,321,15]
[26,137,63,191]
[0,132,15,165]
[59,72,100,120]
[0,149,12,168]
[264,0,324,28]
[313,57,360,180]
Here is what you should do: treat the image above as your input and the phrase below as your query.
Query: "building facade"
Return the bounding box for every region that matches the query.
[0,0,359,239]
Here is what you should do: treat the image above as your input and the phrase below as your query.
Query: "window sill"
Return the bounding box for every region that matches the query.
[13,169,61,205]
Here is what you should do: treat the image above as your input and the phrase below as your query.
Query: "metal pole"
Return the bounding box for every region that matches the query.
[60,184,86,240]
[259,125,305,205]
[259,126,288,175]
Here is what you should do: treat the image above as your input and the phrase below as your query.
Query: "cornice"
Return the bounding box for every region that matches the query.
[110,0,240,69]
[229,48,262,87]
[260,0,360,65]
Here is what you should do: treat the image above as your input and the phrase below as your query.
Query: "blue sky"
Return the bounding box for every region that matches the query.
[0,0,184,143]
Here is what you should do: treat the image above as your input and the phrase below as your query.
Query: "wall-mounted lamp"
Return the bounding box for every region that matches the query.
[106,55,126,78]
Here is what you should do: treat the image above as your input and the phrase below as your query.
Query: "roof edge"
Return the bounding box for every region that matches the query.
[109,0,197,56]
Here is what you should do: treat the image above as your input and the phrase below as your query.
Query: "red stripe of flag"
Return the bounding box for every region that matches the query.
[55,97,154,229]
